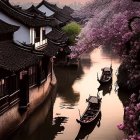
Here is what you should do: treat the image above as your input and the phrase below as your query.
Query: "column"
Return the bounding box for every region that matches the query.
[40,27,43,43]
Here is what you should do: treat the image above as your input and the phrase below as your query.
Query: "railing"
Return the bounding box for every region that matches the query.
[0,74,20,115]
[35,39,47,50]
[0,60,50,115]
[0,95,9,115]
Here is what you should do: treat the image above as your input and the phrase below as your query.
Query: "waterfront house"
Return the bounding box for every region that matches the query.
[0,0,58,138]
[24,3,71,61]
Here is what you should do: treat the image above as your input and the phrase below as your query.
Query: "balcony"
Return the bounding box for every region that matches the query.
[35,37,48,50]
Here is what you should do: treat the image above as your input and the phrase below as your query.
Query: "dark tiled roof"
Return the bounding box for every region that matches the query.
[0,19,19,34]
[44,41,59,56]
[52,12,72,23]
[36,0,72,25]
[14,5,22,10]
[0,40,39,71]
[25,5,58,27]
[46,29,68,43]
[62,6,74,15]
[15,38,60,57]
[0,0,47,27]
[36,0,62,12]
[46,18,59,27]
[25,5,46,18]
[0,68,11,79]
[16,40,59,57]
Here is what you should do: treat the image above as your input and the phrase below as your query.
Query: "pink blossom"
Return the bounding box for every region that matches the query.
[125,106,130,111]
[70,0,140,58]
[117,123,125,130]
[130,94,136,99]
[136,103,140,110]
[129,115,135,120]
[137,135,140,140]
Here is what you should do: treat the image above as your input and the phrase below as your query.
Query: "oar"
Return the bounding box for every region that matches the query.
[78,109,81,119]
[97,73,99,80]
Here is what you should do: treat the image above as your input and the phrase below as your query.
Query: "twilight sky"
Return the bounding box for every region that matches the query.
[11,0,90,7]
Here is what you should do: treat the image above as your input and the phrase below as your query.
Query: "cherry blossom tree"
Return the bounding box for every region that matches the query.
[71,1,140,139]
[118,93,140,140]
[70,0,140,57]
[70,0,140,90]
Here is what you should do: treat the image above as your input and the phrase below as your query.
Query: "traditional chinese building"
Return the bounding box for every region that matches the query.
[0,0,58,137]
[36,0,73,27]
[25,3,71,59]
[61,5,74,16]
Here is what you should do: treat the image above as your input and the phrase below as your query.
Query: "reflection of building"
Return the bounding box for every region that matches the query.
[36,0,75,64]
[54,64,84,104]
[7,86,58,140]
[0,0,75,137]
[0,0,58,138]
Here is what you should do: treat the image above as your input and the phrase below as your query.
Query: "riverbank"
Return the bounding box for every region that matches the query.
[0,70,57,139]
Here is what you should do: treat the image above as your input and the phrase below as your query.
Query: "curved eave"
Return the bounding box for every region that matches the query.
[0,0,47,28]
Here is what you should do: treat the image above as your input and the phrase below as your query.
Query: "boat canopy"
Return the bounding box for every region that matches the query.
[88,96,98,104]
[103,67,111,72]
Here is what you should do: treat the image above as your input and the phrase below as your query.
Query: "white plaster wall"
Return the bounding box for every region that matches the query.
[45,26,52,34]
[38,5,54,17]
[30,28,35,44]
[0,12,30,44]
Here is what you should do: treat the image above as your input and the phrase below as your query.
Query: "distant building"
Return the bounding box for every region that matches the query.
[61,5,74,16]
[36,0,73,27]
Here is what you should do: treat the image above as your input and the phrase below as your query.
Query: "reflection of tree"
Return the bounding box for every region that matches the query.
[54,63,84,104]
[75,112,102,140]
[98,82,112,96]
[80,53,92,69]
[101,47,121,62]
[117,88,132,107]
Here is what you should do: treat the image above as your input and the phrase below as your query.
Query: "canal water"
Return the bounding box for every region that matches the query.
[8,48,126,140]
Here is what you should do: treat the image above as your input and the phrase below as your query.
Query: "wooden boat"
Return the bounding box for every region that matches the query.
[75,112,101,140]
[76,96,101,125]
[97,66,113,84]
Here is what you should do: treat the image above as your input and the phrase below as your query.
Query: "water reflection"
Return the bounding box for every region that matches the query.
[45,116,68,140]
[75,112,102,140]
[53,117,68,134]
[54,64,84,105]
[7,48,129,140]
[98,82,112,96]
[80,53,92,69]
[7,85,57,140]
[101,46,120,61]
[117,88,132,107]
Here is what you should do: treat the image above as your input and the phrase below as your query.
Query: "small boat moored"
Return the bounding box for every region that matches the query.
[75,112,101,140]
[97,66,113,84]
[76,95,101,125]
